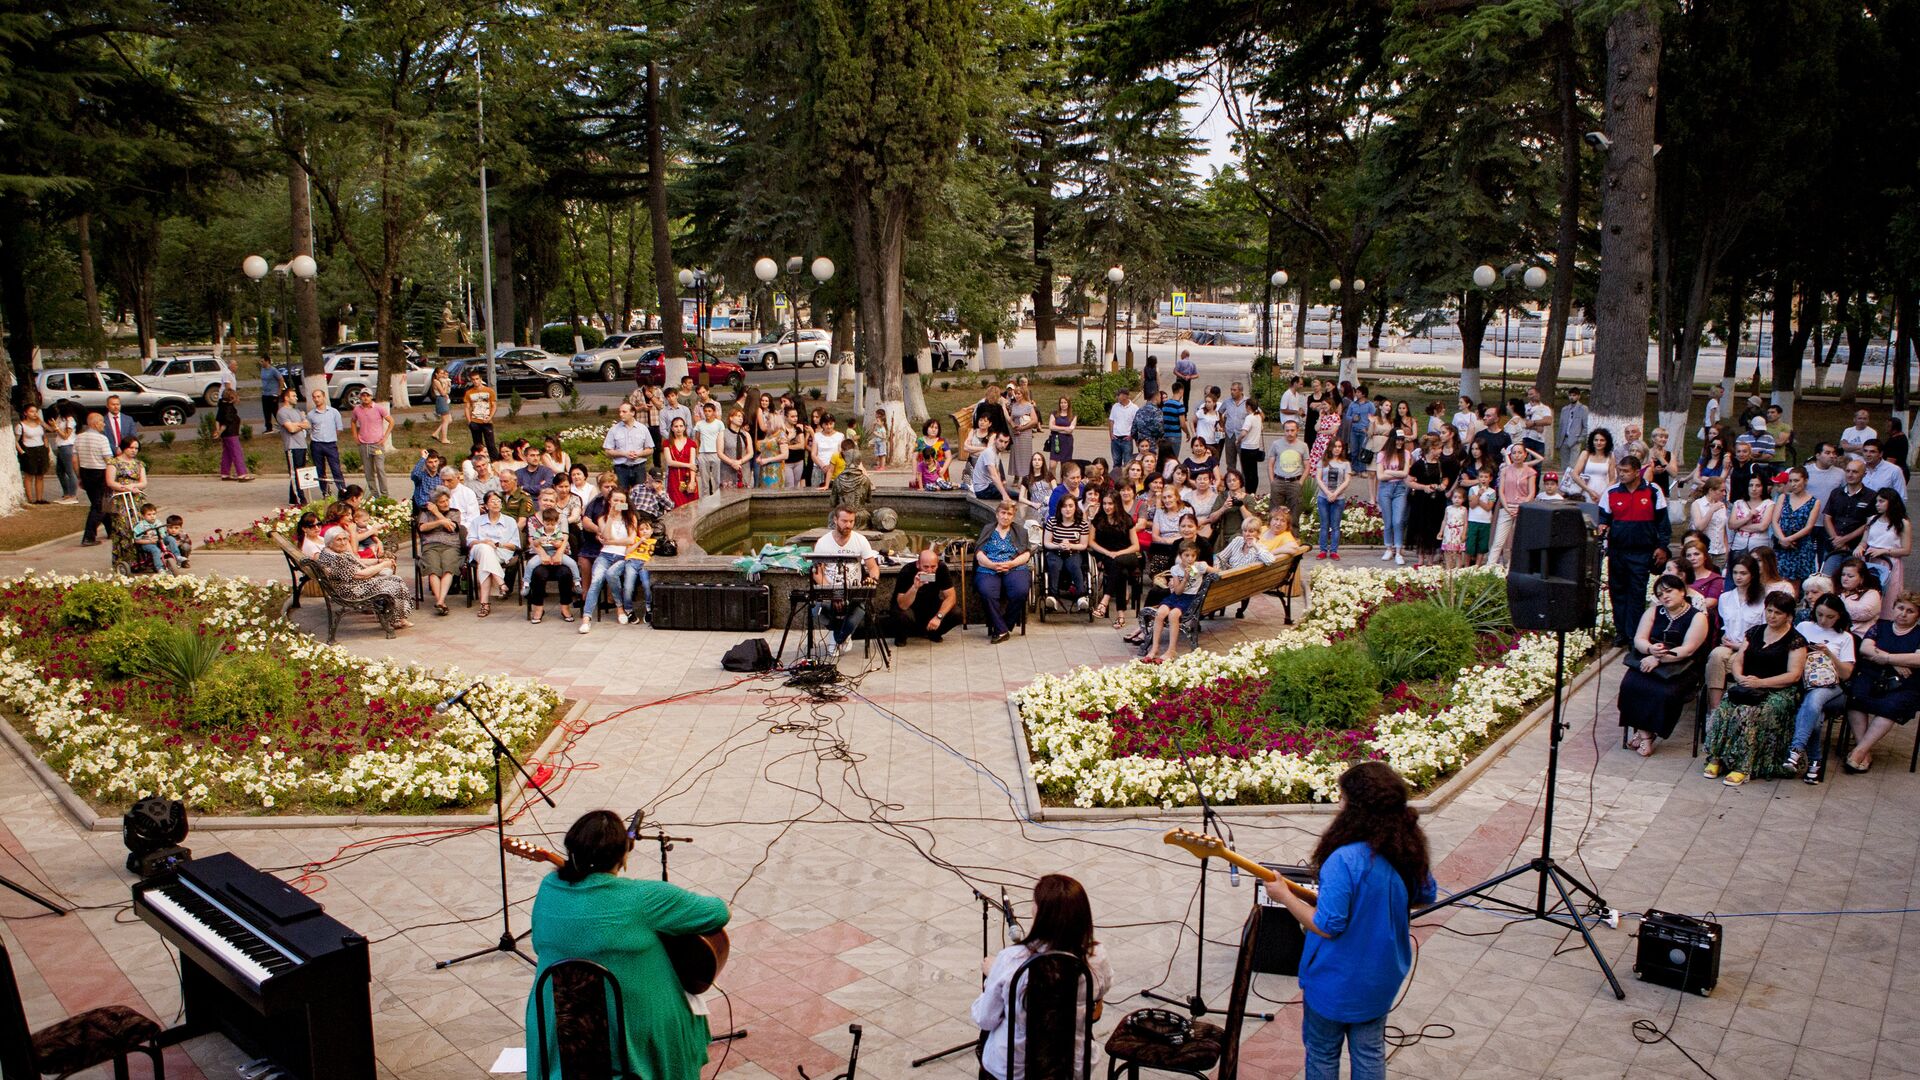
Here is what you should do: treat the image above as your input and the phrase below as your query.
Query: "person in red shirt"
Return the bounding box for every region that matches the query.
[1599,454,1669,647]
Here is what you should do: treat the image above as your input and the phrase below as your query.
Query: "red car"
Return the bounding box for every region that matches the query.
[631,346,746,390]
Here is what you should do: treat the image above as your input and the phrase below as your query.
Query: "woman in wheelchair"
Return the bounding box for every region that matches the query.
[971,874,1111,1080]
[1042,495,1092,612]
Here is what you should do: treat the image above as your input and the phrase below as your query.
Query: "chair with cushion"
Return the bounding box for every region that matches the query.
[1,938,166,1080]
[532,958,629,1080]
[1001,950,1096,1080]
[1105,904,1258,1079]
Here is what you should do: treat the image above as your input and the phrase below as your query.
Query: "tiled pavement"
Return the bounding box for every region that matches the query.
[4,478,1920,1079]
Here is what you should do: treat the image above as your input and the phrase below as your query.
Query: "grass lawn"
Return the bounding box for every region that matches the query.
[0,503,88,551]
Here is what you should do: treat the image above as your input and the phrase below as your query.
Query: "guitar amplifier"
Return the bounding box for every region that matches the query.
[1634,910,1722,996]
[1252,863,1317,976]
[650,582,770,631]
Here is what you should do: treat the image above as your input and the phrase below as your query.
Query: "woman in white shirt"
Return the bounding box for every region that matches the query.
[1727,473,1776,557]
[50,405,79,504]
[1572,429,1616,503]
[1706,555,1767,712]
[1786,594,1856,782]
[1859,488,1912,599]
[971,874,1112,1080]
[1450,396,1476,441]
[1688,477,1730,559]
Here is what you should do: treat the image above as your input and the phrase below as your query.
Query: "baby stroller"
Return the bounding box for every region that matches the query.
[106,491,165,576]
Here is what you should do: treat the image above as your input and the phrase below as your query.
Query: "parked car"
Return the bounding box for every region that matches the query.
[489,346,568,377]
[571,331,660,382]
[737,329,833,370]
[138,354,238,406]
[324,340,423,362]
[301,354,436,406]
[491,359,573,399]
[36,369,196,427]
[632,346,745,390]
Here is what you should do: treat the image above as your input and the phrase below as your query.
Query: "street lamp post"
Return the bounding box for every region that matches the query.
[1474,262,1548,400]
[1106,266,1124,371]
[1268,269,1290,372]
[244,253,318,370]
[676,267,709,369]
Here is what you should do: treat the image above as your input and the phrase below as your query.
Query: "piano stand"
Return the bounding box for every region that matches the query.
[0,872,64,915]
[435,698,553,972]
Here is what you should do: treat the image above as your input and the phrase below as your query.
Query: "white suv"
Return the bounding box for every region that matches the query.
[140,354,237,406]
[737,329,832,369]
[313,354,435,406]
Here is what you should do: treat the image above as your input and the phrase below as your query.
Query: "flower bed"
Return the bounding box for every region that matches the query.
[1013,565,1597,808]
[200,496,413,551]
[0,573,564,814]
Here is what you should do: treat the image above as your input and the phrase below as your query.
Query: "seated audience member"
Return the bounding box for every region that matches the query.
[1784,593,1855,784]
[313,526,414,629]
[296,513,325,558]
[1702,591,1806,787]
[439,466,481,525]
[812,505,880,659]
[974,501,1032,644]
[468,490,521,617]
[1618,574,1710,757]
[500,471,535,521]
[1837,557,1884,634]
[1088,491,1141,627]
[416,488,464,615]
[1216,519,1278,619]
[970,874,1111,1080]
[524,507,578,623]
[629,469,673,523]
[1134,540,1210,662]
[1041,496,1092,612]
[1841,590,1920,774]
[1704,555,1767,710]
[890,547,959,645]
[410,449,446,509]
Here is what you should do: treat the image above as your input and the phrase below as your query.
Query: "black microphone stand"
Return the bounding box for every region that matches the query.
[437,688,554,970]
[911,888,1011,1068]
[1142,752,1274,1021]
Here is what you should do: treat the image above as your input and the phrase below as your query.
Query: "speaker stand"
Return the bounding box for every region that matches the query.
[1413,631,1625,1000]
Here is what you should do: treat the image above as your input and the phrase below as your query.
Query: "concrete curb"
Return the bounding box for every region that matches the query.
[1013,643,1620,820]
[1,697,588,832]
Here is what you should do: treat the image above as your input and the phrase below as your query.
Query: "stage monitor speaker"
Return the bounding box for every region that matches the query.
[1508,501,1601,632]
[1634,910,1722,996]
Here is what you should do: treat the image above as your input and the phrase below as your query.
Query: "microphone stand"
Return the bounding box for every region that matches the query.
[912,888,1010,1068]
[437,688,554,970]
[1142,751,1275,1022]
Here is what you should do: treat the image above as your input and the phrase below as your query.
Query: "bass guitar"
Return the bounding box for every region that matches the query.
[501,836,731,994]
[1161,828,1319,902]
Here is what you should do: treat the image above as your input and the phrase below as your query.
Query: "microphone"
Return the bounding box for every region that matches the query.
[432,680,484,714]
[1000,887,1023,939]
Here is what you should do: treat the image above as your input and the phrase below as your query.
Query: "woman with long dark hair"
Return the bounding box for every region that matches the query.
[1268,762,1435,1080]
[971,874,1112,1080]
[1619,574,1711,756]
[525,810,730,1080]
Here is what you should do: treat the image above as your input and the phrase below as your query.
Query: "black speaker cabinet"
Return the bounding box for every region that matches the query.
[1508,501,1601,631]
[1634,910,1722,995]
[650,582,771,631]
[1251,864,1317,976]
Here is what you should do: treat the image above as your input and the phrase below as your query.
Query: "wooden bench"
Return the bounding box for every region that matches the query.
[271,533,401,643]
[1199,552,1304,624]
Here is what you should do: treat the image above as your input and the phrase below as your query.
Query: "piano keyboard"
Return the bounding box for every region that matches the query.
[141,877,302,986]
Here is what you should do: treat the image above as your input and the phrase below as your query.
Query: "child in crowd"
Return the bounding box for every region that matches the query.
[625,517,658,616]
[1141,541,1210,663]
[163,513,192,568]
[352,506,384,559]
[1537,471,1567,501]
[523,506,582,596]
[1440,487,1469,570]
[131,504,185,572]
[869,408,890,466]
[1466,480,1496,567]
[916,445,953,490]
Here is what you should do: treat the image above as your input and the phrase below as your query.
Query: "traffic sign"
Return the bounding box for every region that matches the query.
[1171,292,1187,317]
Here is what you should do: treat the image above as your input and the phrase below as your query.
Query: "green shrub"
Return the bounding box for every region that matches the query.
[1364,601,1478,685]
[596,404,609,417]
[507,390,524,417]
[195,413,218,449]
[160,431,176,446]
[1070,370,1144,427]
[1257,642,1380,731]
[539,323,604,354]
[144,625,225,696]
[186,653,297,732]
[88,617,172,678]
[1080,340,1100,378]
[54,581,131,631]
[1431,571,1511,635]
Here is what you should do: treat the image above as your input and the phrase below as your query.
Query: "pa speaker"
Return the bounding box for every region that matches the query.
[1508,501,1601,632]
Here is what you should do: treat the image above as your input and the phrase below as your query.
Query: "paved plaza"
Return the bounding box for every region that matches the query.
[4,478,1920,1080]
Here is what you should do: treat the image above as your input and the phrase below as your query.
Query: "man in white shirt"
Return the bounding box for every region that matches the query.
[1803,442,1846,510]
[75,413,115,545]
[693,401,727,496]
[1278,376,1306,426]
[1523,386,1553,458]
[438,466,481,524]
[1107,390,1140,468]
[602,402,655,490]
[810,505,879,658]
[1840,410,1877,458]
[1860,440,1904,493]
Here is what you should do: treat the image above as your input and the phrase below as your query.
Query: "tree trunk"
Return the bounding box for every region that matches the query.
[852,185,912,452]
[1459,289,1489,402]
[1719,274,1746,421]
[1537,13,1580,401]
[0,200,40,399]
[1894,288,1914,450]
[645,61,686,386]
[619,204,641,332]
[77,213,104,364]
[1337,276,1361,361]
[1841,287,1869,405]
[1032,138,1058,367]
[1293,281,1307,374]
[1772,282,1817,420]
[1657,254,1712,462]
[491,207,516,347]
[1589,4,1661,442]
[289,162,324,377]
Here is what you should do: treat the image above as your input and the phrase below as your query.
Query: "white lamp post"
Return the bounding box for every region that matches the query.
[1267,269,1289,366]
[243,253,317,368]
[1106,266,1127,369]
[1473,261,1545,400]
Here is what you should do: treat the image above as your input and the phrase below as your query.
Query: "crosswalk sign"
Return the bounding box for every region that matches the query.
[1171,292,1187,316]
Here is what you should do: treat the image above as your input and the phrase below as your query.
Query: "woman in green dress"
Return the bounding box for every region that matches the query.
[526,811,730,1080]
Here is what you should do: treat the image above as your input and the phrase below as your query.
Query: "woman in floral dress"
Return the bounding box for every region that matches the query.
[1772,466,1820,582]
[1306,397,1342,476]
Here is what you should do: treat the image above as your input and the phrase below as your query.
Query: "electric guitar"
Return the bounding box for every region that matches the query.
[1161,828,1319,902]
[501,836,731,994]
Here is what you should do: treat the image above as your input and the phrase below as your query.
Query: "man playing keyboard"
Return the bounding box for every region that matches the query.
[811,504,879,659]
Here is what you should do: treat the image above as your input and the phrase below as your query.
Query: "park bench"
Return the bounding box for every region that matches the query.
[1133,555,1304,653]
[271,533,401,643]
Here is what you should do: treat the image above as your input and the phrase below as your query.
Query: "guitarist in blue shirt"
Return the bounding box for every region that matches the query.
[1268,762,1437,1080]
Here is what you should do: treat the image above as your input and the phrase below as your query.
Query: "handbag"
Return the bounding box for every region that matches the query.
[1623,650,1695,681]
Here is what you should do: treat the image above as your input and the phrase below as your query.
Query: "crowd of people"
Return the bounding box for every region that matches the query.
[1611,407,1915,785]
